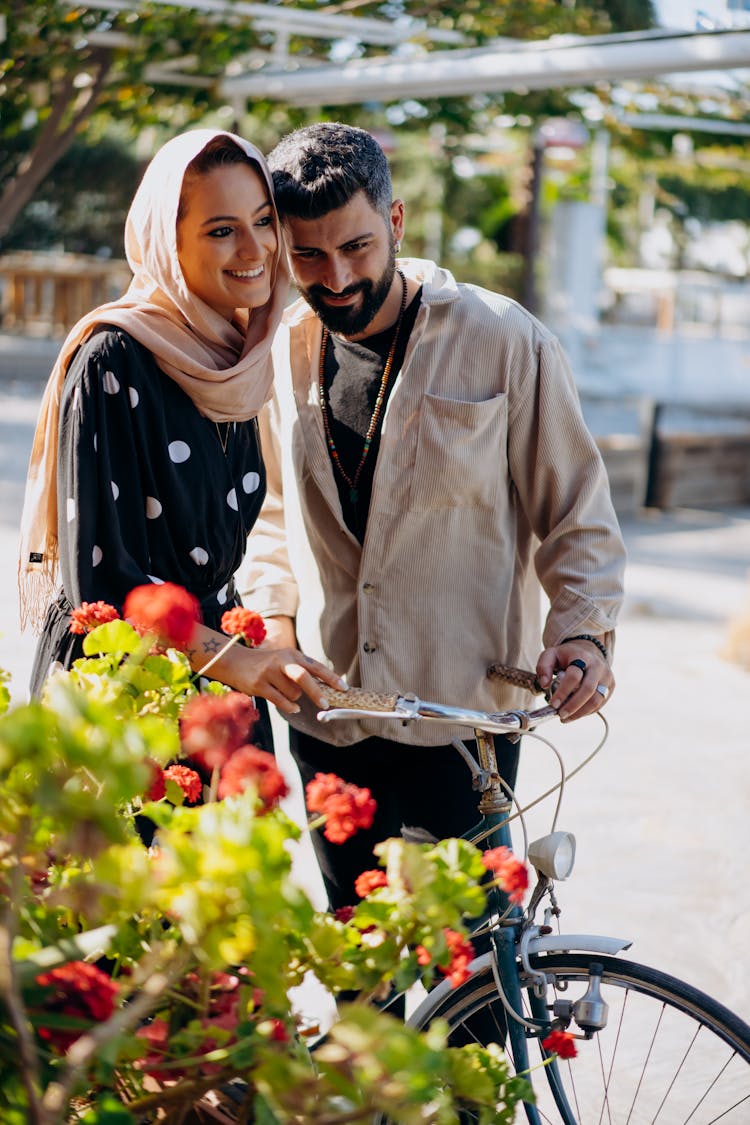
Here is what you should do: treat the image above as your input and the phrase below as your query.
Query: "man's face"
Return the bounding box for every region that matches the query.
[281,190,404,338]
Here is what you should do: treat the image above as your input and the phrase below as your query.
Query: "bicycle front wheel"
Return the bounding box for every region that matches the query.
[407,951,750,1124]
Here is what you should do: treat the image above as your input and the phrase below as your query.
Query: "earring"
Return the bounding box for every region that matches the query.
[395,239,402,253]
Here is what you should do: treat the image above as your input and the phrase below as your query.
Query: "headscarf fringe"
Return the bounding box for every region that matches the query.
[18,556,58,635]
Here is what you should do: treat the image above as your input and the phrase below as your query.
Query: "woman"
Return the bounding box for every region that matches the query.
[19,129,338,717]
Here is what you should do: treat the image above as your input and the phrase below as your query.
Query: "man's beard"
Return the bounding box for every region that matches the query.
[302,242,396,337]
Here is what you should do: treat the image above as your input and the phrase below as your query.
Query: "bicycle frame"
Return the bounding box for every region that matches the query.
[461,728,630,1125]
[319,694,632,1124]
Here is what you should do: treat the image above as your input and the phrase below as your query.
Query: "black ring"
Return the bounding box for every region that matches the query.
[569,658,587,673]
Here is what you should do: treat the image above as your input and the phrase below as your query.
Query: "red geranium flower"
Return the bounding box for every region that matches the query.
[69,600,120,635]
[335,905,355,923]
[164,763,203,804]
[542,1029,578,1059]
[481,846,529,905]
[305,772,377,844]
[305,773,343,809]
[217,745,289,808]
[354,869,388,898]
[269,1018,290,1043]
[415,945,432,967]
[221,607,267,647]
[438,929,475,988]
[135,1018,178,1081]
[145,759,166,802]
[35,961,119,1052]
[181,692,259,773]
[123,582,201,650]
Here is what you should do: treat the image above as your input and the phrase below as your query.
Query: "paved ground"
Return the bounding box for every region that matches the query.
[1,334,749,1033]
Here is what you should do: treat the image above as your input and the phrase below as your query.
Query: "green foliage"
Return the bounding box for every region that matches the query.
[1,0,660,248]
[0,614,529,1122]
[0,135,141,255]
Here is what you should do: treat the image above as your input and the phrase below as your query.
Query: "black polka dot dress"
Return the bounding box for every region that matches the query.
[30,327,267,695]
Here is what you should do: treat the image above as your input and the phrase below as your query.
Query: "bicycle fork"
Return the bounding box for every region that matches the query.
[472,730,611,1125]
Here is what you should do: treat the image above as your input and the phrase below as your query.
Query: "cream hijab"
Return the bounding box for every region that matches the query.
[19,128,289,631]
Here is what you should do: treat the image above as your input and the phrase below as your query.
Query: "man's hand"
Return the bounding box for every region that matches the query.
[536,639,614,721]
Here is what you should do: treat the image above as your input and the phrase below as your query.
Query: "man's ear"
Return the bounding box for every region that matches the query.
[390,199,405,243]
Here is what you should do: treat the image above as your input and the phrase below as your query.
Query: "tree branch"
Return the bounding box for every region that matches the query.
[0,48,113,239]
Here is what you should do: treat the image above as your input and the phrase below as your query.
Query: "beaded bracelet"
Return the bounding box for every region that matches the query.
[562,634,608,661]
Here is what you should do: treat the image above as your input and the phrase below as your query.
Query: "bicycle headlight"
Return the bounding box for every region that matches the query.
[528,831,576,880]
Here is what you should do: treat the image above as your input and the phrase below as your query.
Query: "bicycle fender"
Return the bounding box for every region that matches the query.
[527,934,632,955]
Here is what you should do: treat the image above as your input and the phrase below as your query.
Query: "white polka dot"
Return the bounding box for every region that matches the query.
[66,498,76,522]
[147,574,165,585]
[227,488,238,511]
[168,440,191,463]
[217,583,229,605]
[102,370,120,395]
[92,545,103,567]
[93,432,98,452]
[242,471,260,494]
[146,496,162,519]
[111,480,119,500]
[189,547,209,566]
[128,386,139,408]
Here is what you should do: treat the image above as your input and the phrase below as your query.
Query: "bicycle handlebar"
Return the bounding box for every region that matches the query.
[317,665,557,735]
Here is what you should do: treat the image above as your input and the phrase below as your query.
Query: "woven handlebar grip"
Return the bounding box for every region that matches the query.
[486,663,542,694]
[320,685,401,711]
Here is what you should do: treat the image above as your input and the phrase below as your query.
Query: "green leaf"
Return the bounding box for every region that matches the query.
[79,1092,137,1123]
[83,619,141,656]
[15,924,119,985]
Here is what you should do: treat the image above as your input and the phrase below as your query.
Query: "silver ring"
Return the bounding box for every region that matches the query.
[596,684,609,699]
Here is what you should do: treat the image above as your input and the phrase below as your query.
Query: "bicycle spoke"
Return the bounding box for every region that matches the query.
[593,1025,613,1125]
[625,998,666,1123]
[705,1091,750,1123]
[685,1048,745,1123]
[653,1022,700,1121]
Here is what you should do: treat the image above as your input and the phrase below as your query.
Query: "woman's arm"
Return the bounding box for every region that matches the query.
[190,621,343,713]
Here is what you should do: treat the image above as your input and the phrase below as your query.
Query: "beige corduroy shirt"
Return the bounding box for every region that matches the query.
[238,258,626,746]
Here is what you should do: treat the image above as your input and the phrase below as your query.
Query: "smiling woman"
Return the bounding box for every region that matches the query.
[18,128,342,723]
[176,143,278,322]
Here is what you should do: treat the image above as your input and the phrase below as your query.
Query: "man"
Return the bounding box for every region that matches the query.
[240,122,626,911]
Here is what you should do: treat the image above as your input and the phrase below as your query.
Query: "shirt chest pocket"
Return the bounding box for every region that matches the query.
[408,392,507,511]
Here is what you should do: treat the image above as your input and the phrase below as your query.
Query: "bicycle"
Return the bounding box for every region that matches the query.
[314,664,750,1124]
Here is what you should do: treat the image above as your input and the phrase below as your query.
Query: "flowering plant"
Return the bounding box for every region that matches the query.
[0,585,533,1124]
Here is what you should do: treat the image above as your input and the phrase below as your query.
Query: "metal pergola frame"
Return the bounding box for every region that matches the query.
[220,26,750,106]
[62,3,750,111]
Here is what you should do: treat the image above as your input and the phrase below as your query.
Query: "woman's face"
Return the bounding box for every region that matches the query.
[177,162,277,321]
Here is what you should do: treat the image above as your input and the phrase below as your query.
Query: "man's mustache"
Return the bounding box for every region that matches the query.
[310,281,370,300]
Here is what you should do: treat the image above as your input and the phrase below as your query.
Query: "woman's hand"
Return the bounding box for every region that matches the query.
[190,621,344,714]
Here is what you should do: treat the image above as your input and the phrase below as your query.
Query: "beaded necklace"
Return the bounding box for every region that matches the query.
[318,269,408,506]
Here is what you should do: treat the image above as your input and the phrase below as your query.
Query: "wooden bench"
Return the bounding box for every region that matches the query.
[645,405,750,509]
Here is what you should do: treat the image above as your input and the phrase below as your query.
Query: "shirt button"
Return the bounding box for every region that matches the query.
[363,641,377,653]
[362,582,375,594]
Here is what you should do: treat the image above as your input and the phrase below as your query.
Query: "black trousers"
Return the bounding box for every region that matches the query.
[290,728,520,912]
